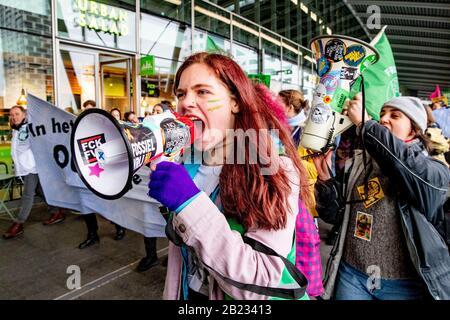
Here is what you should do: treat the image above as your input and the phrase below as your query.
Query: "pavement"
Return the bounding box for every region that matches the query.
[0,201,333,300]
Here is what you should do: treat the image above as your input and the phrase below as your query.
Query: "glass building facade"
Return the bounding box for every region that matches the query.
[0,0,367,168]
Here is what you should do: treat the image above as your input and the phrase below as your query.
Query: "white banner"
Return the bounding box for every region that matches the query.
[27,94,166,237]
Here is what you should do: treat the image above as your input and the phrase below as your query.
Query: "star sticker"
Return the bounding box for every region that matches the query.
[88,163,104,178]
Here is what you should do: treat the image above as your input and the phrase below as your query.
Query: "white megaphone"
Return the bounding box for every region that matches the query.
[70,109,195,199]
[300,35,379,152]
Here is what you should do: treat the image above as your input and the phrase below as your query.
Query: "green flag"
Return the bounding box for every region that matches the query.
[248,74,271,88]
[350,26,400,120]
[206,35,223,52]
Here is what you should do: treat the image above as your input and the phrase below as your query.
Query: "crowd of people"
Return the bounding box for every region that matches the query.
[2,51,449,300]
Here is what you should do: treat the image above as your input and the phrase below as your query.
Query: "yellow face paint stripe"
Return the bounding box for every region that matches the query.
[207,105,224,112]
[207,99,221,103]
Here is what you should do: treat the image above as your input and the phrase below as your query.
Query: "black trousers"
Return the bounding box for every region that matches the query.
[83,213,124,235]
[143,236,157,258]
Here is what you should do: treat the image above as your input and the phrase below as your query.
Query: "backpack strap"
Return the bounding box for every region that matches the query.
[196,235,308,300]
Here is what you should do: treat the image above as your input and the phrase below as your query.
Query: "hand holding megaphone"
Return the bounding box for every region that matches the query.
[71,109,197,199]
[148,161,200,212]
[342,93,371,126]
[311,149,334,181]
[300,34,379,153]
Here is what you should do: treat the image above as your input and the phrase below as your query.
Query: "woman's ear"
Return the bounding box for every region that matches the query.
[407,128,416,141]
[231,100,240,114]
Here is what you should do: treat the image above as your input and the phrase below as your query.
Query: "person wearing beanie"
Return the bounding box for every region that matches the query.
[312,94,450,300]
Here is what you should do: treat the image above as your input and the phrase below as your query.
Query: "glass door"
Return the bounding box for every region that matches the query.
[100,55,132,118]
[57,45,97,114]
[56,43,134,114]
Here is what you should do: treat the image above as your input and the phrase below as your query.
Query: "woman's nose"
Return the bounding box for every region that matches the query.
[178,92,196,111]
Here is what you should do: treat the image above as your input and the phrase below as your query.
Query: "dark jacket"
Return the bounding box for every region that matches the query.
[316,120,450,300]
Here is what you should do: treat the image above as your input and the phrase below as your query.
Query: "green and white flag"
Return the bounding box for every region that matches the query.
[351,26,400,120]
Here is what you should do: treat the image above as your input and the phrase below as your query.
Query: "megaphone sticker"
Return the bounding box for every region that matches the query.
[324,39,346,62]
[318,57,331,77]
[77,134,106,165]
[160,118,191,156]
[124,126,158,170]
[310,104,331,125]
[343,45,366,67]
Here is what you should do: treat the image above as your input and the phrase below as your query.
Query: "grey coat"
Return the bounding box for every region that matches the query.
[315,120,450,300]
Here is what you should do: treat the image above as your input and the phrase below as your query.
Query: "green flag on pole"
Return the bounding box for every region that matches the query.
[206,35,223,52]
[350,26,400,120]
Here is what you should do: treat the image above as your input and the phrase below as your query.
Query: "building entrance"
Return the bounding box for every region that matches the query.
[56,43,134,116]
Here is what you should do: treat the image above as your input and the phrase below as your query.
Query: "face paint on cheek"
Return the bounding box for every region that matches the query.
[207,99,225,112]
[207,105,224,112]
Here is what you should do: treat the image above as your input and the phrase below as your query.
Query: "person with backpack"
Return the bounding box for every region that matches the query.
[312,95,450,300]
[148,52,312,300]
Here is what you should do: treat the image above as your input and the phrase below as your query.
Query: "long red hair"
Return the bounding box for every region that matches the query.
[174,52,311,230]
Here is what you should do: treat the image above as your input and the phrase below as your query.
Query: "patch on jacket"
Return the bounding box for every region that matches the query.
[356,177,385,208]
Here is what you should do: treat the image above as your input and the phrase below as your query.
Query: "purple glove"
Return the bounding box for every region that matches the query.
[148,161,200,211]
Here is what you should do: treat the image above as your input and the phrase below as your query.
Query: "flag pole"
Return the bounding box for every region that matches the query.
[370,25,387,46]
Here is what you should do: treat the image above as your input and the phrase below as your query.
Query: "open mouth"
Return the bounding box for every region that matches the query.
[186,115,205,134]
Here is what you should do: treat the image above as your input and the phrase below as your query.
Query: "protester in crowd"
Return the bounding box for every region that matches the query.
[110,108,122,121]
[78,101,126,249]
[275,89,323,297]
[425,105,440,129]
[65,106,75,115]
[81,99,96,112]
[312,95,450,300]
[431,101,442,111]
[424,107,449,168]
[161,100,175,112]
[118,110,160,272]
[277,90,308,146]
[148,52,312,300]
[3,106,67,239]
[152,103,166,115]
[277,90,320,221]
[432,104,450,138]
[324,126,358,246]
[124,111,139,124]
[425,126,449,167]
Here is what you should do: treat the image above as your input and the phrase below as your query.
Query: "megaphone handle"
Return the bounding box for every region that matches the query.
[320,126,336,154]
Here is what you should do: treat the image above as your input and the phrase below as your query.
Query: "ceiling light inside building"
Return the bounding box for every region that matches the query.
[301,3,308,14]
[194,6,231,24]
[164,0,181,5]
[16,88,27,106]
